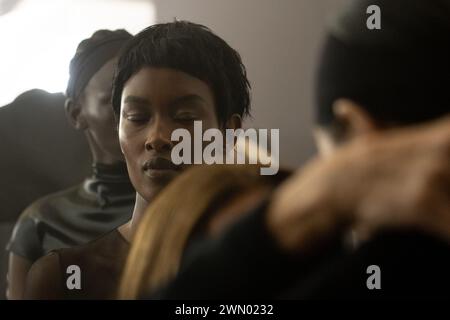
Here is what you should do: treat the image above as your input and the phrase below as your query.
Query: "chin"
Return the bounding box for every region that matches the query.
[142,177,176,202]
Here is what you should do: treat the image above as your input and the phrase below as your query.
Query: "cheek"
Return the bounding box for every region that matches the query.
[119,123,143,172]
[84,102,115,129]
[119,136,144,194]
[100,106,117,127]
[202,109,220,129]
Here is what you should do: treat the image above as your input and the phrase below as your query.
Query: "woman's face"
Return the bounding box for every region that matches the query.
[78,58,124,163]
[118,67,220,202]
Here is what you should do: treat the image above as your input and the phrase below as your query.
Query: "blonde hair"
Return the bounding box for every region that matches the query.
[118,164,285,299]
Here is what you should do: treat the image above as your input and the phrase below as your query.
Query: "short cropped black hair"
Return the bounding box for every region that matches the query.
[316,0,450,135]
[112,21,251,126]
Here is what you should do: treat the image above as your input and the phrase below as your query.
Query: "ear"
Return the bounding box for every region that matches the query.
[332,98,377,139]
[65,98,87,130]
[222,114,242,150]
[224,114,242,130]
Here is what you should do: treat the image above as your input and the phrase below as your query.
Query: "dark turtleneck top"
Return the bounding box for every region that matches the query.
[7,162,135,263]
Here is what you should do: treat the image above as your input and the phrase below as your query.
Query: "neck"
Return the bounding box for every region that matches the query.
[119,193,149,242]
[85,131,122,165]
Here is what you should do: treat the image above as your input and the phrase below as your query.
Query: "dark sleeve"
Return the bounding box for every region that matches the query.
[283,229,450,299]
[6,209,43,262]
[148,200,343,300]
[24,251,65,299]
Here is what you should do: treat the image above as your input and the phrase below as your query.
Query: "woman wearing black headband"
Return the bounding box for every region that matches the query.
[6,29,135,299]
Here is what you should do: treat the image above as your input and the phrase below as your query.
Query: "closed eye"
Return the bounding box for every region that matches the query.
[124,114,150,123]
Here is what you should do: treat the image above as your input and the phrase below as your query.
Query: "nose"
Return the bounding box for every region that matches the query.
[144,117,173,153]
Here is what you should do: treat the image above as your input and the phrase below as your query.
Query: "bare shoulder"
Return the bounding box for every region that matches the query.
[24,251,64,299]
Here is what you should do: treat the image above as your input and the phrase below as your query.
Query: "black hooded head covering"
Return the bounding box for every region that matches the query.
[66,29,132,101]
[316,0,450,127]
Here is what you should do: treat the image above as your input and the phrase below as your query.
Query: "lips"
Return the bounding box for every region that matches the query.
[143,157,180,172]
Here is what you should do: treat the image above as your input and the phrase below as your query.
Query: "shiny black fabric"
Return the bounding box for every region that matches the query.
[7,162,135,262]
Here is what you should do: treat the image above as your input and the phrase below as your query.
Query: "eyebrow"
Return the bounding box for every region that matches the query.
[123,94,207,109]
[123,95,151,106]
[169,94,207,109]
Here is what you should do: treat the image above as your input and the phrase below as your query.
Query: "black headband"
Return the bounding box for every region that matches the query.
[66,35,130,100]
